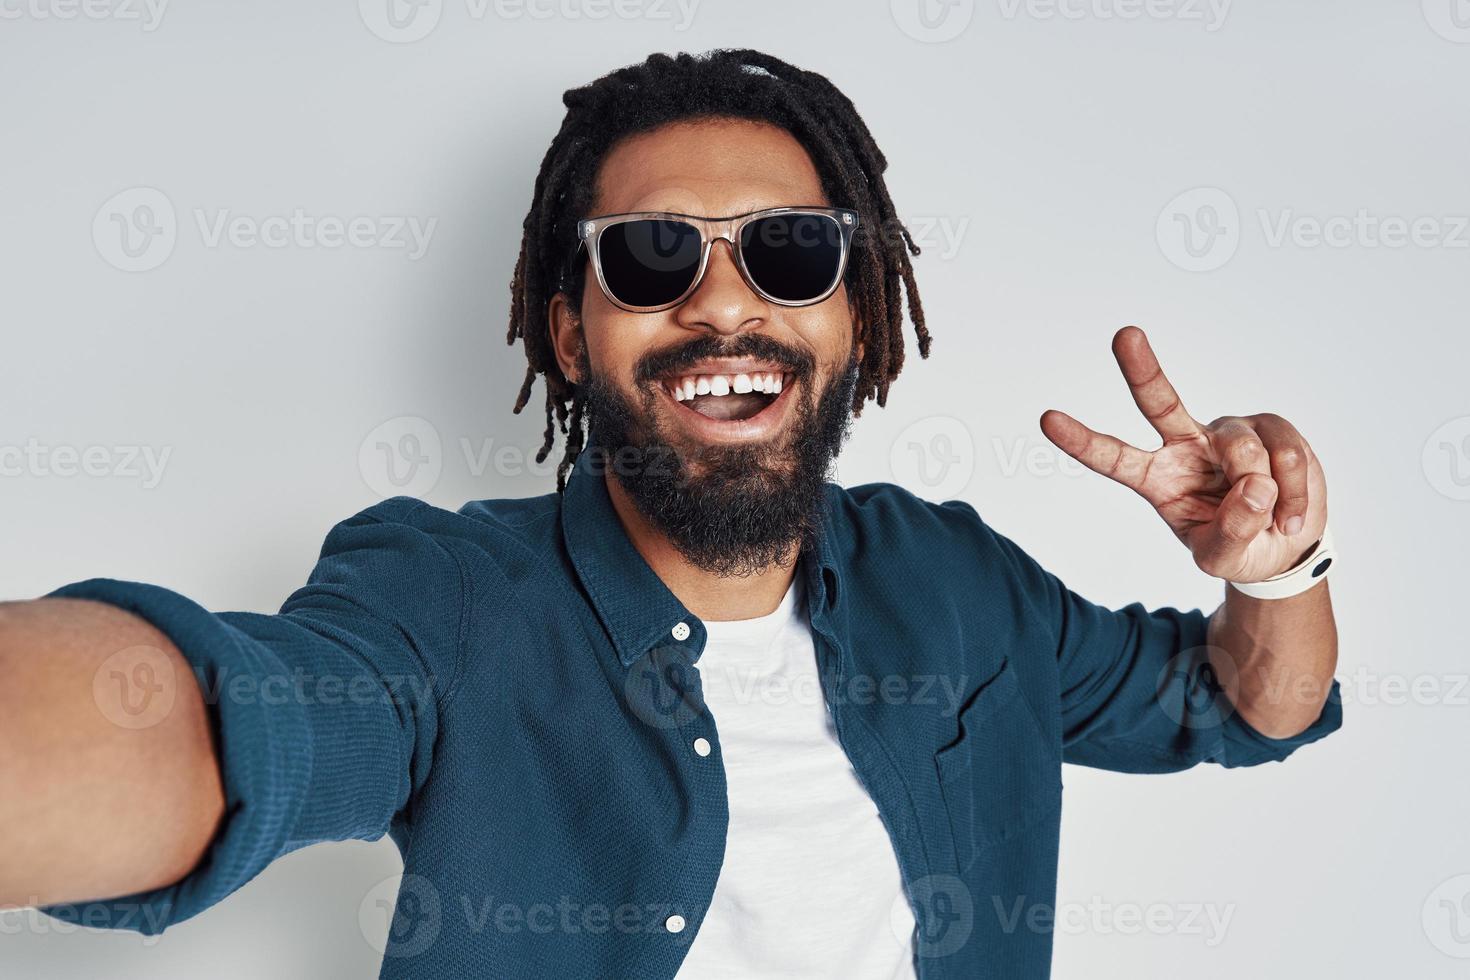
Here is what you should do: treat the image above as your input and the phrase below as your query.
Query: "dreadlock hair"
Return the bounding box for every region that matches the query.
[506,48,931,490]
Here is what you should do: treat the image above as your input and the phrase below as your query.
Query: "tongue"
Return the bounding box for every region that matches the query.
[687,392,771,421]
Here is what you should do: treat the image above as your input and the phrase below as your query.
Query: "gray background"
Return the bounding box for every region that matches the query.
[3,0,1468,976]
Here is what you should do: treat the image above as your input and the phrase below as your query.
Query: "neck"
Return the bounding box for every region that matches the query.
[603,472,799,622]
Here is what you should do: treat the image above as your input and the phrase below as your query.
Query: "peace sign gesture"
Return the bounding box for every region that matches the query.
[1040,327,1328,584]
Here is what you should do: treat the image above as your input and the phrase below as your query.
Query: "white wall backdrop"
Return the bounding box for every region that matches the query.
[3,1,1467,977]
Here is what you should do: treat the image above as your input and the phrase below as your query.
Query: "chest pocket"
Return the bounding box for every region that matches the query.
[934,657,1062,871]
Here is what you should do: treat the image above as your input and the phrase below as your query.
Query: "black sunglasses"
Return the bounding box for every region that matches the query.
[573,206,860,312]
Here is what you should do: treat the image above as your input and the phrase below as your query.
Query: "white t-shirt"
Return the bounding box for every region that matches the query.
[674,573,917,979]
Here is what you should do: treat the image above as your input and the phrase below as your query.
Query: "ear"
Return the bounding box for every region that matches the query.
[547,291,584,384]
[851,298,866,365]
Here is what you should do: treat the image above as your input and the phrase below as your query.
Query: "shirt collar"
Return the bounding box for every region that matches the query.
[559,445,845,667]
[561,448,707,667]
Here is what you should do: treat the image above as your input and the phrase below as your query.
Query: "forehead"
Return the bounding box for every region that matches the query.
[592,117,829,217]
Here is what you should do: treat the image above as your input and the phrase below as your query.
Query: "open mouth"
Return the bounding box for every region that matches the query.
[658,369,795,422]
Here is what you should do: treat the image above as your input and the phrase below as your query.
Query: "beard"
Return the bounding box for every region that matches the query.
[579,333,858,578]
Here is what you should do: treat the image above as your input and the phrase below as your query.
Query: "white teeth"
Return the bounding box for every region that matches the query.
[667,370,790,400]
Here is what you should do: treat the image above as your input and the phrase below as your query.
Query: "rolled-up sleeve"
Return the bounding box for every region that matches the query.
[40,497,466,935]
[984,524,1341,774]
[1053,595,1341,772]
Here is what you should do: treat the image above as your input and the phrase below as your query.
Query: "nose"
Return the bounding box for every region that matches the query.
[674,239,770,336]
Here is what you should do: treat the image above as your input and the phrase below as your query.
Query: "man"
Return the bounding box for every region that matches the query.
[0,49,1340,979]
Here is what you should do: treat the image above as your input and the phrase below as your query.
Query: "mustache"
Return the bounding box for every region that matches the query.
[632,333,816,385]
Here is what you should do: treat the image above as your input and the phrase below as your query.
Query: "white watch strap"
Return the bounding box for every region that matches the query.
[1228,525,1335,600]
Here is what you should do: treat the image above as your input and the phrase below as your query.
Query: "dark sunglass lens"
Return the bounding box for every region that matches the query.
[597,220,702,308]
[739,214,844,303]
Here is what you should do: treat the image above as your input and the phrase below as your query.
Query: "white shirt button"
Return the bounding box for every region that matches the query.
[671,621,691,641]
[665,914,686,934]
[693,737,711,757]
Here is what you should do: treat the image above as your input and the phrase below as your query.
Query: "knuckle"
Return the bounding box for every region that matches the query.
[1271,445,1304,470]
[1229,439,1266,466]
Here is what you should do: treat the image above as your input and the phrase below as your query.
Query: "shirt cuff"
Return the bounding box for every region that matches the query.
[1218,677,1344,768]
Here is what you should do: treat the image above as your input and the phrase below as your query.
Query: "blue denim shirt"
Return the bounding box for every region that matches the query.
[43,450,1341,978]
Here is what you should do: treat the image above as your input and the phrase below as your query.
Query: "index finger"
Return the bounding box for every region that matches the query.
[1112,326,1201,445]
[1039,408,1153,494]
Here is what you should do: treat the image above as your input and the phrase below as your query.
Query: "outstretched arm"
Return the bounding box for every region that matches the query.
[1,499,463,935]
[0,598,225,908]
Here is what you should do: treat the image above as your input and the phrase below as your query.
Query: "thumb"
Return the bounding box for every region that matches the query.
[1195,474,1277,578]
